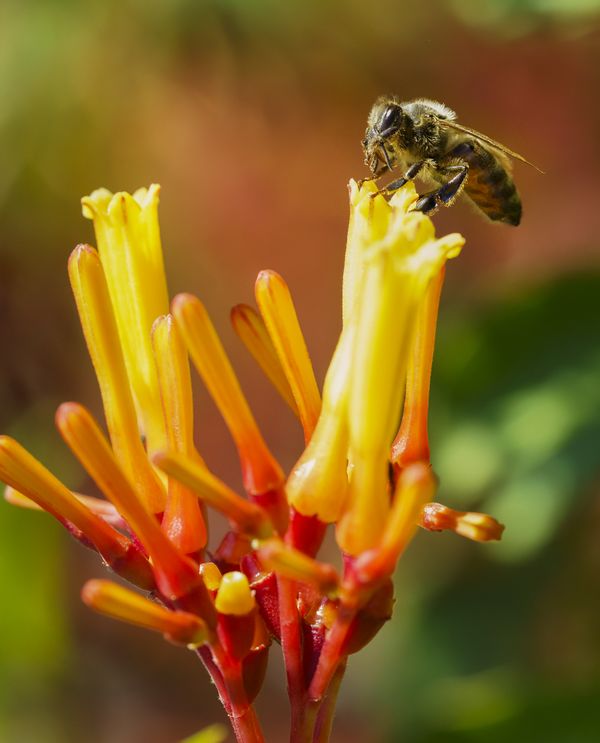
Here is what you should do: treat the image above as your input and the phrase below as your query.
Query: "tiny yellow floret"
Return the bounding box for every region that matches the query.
[215,572,256,616]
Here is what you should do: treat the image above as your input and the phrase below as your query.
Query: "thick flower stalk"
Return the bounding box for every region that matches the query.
[0,180,503,743]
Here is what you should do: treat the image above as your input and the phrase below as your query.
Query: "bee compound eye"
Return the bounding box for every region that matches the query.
[380,105,401,132]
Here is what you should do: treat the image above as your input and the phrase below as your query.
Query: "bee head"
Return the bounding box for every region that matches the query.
[362,98,405,175]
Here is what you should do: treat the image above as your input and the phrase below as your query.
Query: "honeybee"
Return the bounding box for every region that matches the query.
[362,97,542,226]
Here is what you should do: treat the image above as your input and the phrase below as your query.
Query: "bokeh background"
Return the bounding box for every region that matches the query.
[1,0,599,741]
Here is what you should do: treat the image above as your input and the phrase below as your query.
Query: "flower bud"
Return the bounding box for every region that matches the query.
[215,572,257,661]
[419,502,505,542]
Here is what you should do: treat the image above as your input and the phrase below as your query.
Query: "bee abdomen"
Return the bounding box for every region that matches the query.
[461,145,522,226]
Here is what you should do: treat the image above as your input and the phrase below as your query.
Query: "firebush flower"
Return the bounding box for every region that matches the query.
[0,179,504,743]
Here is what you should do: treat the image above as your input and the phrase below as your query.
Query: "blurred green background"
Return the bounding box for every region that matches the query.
[1,0,599,741]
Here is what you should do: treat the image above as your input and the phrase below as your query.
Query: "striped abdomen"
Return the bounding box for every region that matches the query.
[461,142,522,225]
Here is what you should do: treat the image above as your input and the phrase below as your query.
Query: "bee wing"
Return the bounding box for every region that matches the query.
[441,119,544,174]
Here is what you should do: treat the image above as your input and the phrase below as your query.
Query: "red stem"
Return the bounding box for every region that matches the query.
[308,605,355,703]
[313,659,347,743]
[277,575,310,741]
[229,704,264,743]
[197,643,265,743]
[218,644,265,743]
[196,646,231,714]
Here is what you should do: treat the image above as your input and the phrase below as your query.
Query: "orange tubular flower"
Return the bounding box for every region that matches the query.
[55,402,203,602]
[5,485,122,525]
[172,294,284,497]
[257,538,339,595]
[82,579,208,646]
[1,178,506,743]
[392,265,446,469]
[254,270,321,443]
[231,304,299,417]
[152,314,208,554]
[172,292,289,535]
[353,463,438,583]
[153,450,273,539]
[0,437,153,588]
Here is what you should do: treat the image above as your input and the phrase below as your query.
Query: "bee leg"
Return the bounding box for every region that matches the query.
[369,160,428,199]
[380,160,428,195]
[414,164,469,215]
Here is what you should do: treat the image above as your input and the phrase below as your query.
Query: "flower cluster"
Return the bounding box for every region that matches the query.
[0,180,503,743]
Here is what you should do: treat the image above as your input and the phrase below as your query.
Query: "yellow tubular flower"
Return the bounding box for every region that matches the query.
[172,293,284,496]
[68,245,166,514]
[336,182,464,556]
[81,186,169,458]
[152,315,208,554]
[342,179,419,325]
[82,579,208,645]
[230,304,299,416]
[285,320,355,523]
[254,270,321,442]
